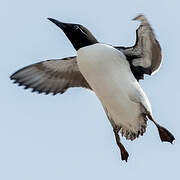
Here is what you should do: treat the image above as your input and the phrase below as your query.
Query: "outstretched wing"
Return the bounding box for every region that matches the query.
[132,14,162,73]
[116,14,162,80]
[10,56,91,95]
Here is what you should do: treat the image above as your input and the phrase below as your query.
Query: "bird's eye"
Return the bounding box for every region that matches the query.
[73,25,80,31]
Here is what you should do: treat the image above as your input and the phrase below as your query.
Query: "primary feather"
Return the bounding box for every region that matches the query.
[10,56,91,95]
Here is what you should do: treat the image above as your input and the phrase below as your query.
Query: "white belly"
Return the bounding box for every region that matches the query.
[77,44,152,138]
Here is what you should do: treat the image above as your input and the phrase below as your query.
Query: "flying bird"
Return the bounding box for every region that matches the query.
[10,14,175,162]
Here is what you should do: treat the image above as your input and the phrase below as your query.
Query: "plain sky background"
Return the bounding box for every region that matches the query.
[1,0,180,179]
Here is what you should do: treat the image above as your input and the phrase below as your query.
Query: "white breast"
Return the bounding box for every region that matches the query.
[77,43,152,139]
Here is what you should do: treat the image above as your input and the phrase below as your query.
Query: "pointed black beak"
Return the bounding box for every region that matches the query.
[47,18,68,30]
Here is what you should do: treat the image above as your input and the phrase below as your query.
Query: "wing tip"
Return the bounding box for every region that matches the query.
[10,72,16,80]
[132,13,149,24]
[10,75,59,96]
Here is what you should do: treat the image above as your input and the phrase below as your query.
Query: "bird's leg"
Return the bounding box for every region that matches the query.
[113,128,129,162]
[148,114,175,144]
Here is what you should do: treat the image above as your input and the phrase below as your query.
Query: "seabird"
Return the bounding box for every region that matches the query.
[10,15,175,162]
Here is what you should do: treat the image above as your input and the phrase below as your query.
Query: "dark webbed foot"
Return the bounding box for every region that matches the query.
[113,128,129,162]
[147,114,175,144]
[156,124,175,144]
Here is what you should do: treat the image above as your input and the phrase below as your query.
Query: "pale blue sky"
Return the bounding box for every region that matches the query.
[1,0,179,179]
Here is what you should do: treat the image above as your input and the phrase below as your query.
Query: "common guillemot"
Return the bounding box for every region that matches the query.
[10,15,174,162]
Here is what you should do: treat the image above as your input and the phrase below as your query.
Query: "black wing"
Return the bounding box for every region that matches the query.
[116,14,162,81]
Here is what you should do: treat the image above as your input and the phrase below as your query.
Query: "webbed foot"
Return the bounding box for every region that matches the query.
[156,125,175,144]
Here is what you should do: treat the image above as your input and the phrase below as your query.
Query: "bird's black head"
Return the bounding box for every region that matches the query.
[48,18,98,51]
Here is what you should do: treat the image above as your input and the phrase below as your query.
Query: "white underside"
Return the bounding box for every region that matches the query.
[77,44,152,138]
